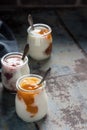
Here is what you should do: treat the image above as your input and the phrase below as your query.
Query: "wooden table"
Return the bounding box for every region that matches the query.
[0,8,87,130]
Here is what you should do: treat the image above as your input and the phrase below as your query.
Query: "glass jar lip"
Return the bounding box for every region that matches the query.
[1,52,28,68]
[16,74,46,92]
[27,23,52,37]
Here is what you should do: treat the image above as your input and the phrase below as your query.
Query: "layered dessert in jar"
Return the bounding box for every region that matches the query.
[15,74,48,122]
[1,52,30,92]
[27,24,52,60]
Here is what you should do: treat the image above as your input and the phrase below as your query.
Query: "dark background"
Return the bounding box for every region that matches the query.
[0,0,87,11]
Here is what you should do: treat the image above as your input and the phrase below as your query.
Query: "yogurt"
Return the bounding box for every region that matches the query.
[27,24,52,60]
[15,74,48,122]
[1,52,30,92]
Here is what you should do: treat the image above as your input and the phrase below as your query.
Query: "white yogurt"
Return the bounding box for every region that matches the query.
[15,74,48,122]
[1,52,30,92]
[27,24,52,60]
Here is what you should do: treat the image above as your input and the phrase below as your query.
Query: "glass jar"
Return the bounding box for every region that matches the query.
[1,52,30,93]
[27,23,52,60]
[15,74,48,122]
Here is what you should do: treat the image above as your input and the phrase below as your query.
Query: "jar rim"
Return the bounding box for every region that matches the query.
[16,74,46,92]
[27,23,52,37]
[1,52,28,68]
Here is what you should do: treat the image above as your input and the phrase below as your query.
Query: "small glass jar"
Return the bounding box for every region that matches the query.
[27,23,52,60]
[1,52,30,93]
[15,74,48,122]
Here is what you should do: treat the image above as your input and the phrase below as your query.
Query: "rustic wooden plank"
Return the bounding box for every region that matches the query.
[55,8,87,54]
[37,72,87,130]
[55,10,79,44]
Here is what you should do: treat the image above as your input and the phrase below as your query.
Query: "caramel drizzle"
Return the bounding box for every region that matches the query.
[17,91,38,116]
[45,43,52,55]
[17,77,42,117]
[38,28,52,55]
[38,28,52,40]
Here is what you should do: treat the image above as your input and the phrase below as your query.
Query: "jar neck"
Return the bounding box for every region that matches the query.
[27,23,52,37]
[1,52,28,68]
[16,74,46,93]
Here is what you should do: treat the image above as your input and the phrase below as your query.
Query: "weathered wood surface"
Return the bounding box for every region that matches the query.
[0,9,87,130]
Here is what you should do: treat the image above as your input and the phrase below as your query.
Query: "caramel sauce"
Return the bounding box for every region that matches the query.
[17,77,42,116]
[39,28,48,35]
[45,43,52,55]
[38,28,52,40]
